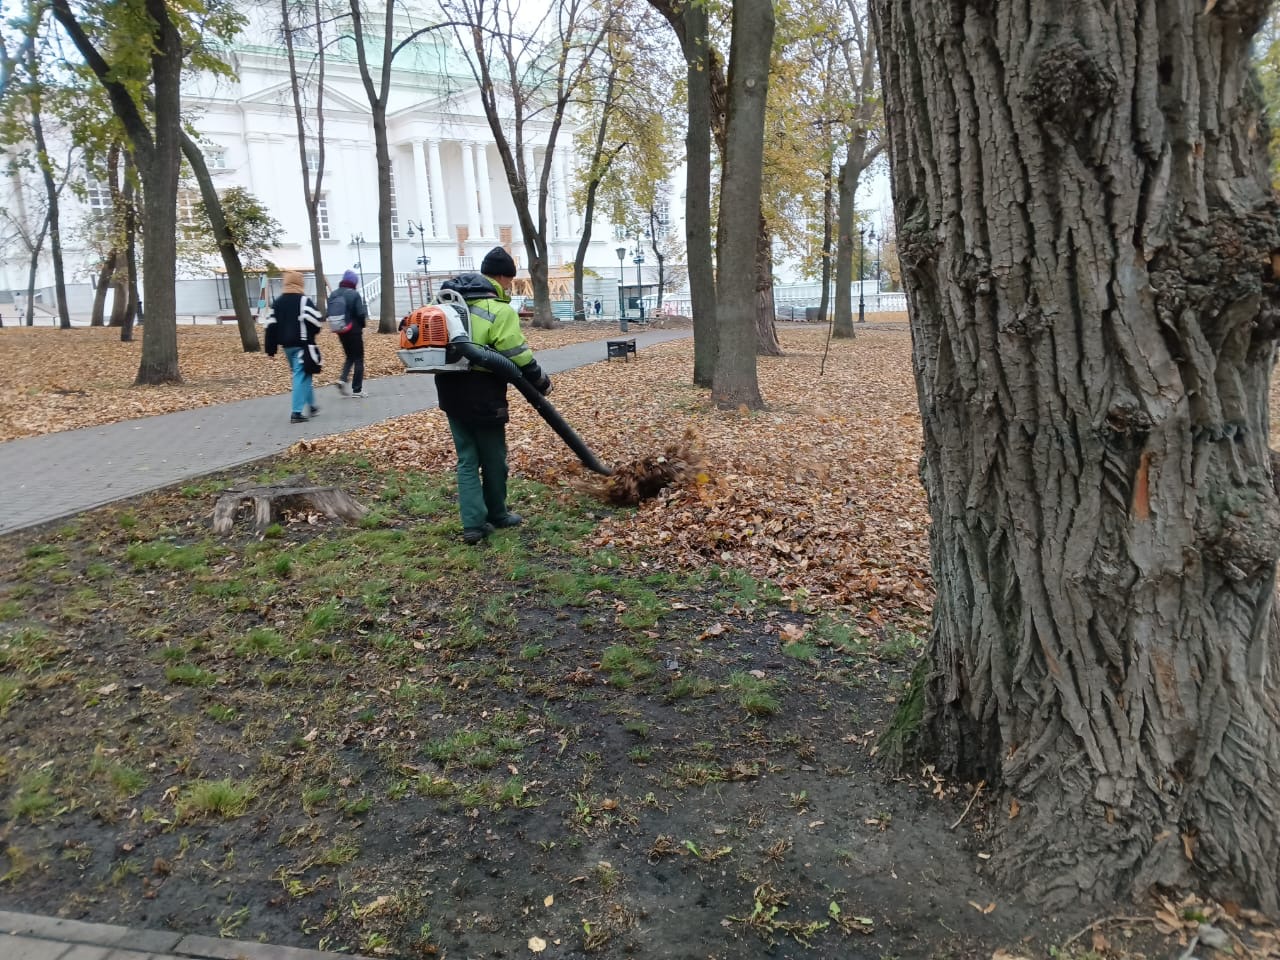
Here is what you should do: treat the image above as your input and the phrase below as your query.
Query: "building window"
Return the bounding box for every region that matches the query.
[389,168,400,239]
[208,151,227,170]
[85,171,111,212]
[317,192,331,240]
[177,188,200,226]
[305,149,320,173]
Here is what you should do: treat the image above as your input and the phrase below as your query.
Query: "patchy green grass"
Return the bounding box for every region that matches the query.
[176,778,256,821]
[0,454,1010,960]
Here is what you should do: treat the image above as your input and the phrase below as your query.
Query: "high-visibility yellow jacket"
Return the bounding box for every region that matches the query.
[434,273,548,425]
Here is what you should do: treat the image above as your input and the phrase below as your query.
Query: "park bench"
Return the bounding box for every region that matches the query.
[606,338,637,361]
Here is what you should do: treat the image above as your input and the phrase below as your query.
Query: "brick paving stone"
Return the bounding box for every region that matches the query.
[3,933,74,959]
[0,913,182,953]
[56,945,117,959]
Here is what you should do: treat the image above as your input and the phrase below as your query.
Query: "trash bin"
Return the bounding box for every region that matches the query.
[805,306,821,322]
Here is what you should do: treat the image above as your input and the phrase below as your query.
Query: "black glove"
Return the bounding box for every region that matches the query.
[537,374,553,396]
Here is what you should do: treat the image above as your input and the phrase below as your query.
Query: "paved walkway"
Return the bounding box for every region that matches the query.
[1,327,690,536]
[0,909,374,959]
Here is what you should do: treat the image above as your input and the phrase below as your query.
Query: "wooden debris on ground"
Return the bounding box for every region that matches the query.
[212,473,367,534]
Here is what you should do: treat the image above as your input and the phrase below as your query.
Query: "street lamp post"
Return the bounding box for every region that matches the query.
[405,219,431,298]
[351,233,365,289]
[633,247,645,324]
[615,246,627,332]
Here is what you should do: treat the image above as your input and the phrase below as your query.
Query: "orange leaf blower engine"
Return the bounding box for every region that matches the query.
[397,289,472,373]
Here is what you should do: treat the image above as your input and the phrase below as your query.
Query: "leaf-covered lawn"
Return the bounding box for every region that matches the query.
[309,325,934,623]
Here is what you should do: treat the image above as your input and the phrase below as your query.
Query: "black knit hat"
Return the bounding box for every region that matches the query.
[480,246,517,278]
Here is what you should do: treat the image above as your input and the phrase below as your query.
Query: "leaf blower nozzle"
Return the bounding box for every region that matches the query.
[453,341,613,477]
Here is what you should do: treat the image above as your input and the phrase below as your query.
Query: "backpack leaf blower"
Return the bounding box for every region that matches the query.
[398,291,613,477]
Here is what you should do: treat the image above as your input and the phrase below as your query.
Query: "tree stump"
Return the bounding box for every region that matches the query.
[212,474,367,534]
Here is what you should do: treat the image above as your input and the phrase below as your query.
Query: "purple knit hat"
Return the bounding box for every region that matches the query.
[341,269,359,287]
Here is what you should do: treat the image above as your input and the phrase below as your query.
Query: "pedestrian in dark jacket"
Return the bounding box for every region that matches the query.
[328,269,370,397]
[266,271,323,423]
[435,246,552,545]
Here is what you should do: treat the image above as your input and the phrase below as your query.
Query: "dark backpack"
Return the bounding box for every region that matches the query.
[326,289,354,334]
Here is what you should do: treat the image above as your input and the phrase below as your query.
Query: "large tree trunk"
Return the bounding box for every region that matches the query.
[711,0,773,410]
[651,0,721,387]
[755,213,781,355]
[181,132,259,352]
[876,0,1280,911]
[685,1,718,386]
[832,157,855,337]
[132,0,183,381]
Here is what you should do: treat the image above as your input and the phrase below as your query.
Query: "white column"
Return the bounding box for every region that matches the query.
[553,149,570,242]
[475,142,495,239]
[524,145,540,232]
[411,139,433,240]
[428,139,448,239]
[460,141,480,240]
[565,153,581,236]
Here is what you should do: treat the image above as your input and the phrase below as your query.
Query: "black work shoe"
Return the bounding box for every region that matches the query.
[290,412,308,424]
[489,512,523,528]
[462,527,489,545]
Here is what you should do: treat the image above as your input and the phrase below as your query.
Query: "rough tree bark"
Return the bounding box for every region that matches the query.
[754,213,781,355]
[52,0,184,380]
[679,0,719,385]
[832,129,880,339]
[711,0,773,409]
[875,0,1280,910]
[181,132,259,352]
[649,0,733,382]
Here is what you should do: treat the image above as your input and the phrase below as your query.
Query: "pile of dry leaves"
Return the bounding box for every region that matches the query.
[303,325,933,620]
[1,321,620,442]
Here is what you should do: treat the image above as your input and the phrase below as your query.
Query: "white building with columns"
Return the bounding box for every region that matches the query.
[1,8,641,319]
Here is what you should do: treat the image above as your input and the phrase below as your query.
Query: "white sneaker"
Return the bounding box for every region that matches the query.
[335,381,351,396]
[352,390,369,398]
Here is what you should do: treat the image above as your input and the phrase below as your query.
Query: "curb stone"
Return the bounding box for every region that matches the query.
[0,910,376,959]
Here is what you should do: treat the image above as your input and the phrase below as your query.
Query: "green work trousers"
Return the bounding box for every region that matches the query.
[447,416,510,531]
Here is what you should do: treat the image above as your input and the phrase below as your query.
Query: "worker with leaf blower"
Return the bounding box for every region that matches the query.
[435,246,553,545]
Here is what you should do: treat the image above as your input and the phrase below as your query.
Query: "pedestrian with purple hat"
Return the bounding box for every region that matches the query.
[326,269,370,398]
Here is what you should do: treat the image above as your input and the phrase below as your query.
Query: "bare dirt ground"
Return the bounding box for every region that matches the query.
[0,322,1273,958]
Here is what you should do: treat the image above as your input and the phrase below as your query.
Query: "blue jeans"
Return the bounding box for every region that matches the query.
[283,347,316,415]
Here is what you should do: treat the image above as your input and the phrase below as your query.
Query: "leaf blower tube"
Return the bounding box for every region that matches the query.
[452,341,614,477]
